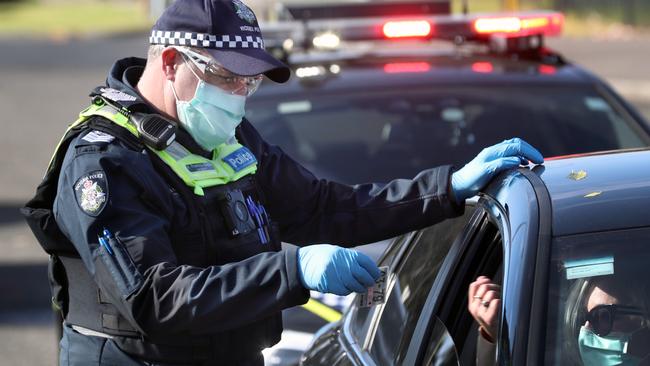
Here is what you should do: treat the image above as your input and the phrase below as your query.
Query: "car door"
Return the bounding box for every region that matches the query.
[403,169,549,366]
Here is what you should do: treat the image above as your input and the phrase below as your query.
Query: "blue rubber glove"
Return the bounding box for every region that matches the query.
[297,244,381,296]
[451,138,544,203]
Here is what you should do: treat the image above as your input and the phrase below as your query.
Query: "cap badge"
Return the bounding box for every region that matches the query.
[233,0,256,24]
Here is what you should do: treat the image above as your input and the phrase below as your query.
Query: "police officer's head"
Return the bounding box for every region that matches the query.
[137,0,289,125]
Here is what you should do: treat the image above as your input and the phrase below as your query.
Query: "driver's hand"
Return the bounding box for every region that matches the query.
[468,276,501,343]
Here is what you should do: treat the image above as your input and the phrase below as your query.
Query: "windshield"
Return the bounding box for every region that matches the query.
[544,228,650,365]
[247,85,648,184]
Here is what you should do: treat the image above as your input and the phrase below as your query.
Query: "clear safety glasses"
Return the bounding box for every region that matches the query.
[172,46,263,97]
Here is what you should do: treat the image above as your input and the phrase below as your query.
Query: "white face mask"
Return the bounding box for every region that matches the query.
[170,66,246,151]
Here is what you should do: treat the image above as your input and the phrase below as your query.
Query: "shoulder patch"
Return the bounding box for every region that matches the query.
[74,171,108,216]
[82,130,115,144]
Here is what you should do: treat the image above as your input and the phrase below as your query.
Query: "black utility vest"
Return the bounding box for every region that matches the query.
[21,115,283,364]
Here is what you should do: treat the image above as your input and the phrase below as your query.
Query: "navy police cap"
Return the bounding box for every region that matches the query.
[150,0,290,83]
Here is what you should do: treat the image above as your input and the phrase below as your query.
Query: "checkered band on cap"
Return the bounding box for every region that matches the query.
[149,30,265,49]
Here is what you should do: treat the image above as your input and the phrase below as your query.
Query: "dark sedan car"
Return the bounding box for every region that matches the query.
[301,148,650,365]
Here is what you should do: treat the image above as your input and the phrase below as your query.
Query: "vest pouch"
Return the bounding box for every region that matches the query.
[96,236,144,300]
[20,206,77,255]
[90,239,146,336]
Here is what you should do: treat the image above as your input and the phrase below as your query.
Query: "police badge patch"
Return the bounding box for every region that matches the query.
[74,171,108,216]
[232,0,256,24]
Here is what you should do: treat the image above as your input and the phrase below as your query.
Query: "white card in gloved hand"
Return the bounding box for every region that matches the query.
[358,266,388,308]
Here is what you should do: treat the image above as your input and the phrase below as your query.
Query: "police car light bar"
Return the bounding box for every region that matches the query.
[261,10,564,55]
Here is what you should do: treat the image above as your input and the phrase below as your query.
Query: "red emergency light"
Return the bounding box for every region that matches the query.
[382,20,432,38]
[538,64,557,75]
[473,12,564,37]
[471,62,494,73]
[384,62,431,73]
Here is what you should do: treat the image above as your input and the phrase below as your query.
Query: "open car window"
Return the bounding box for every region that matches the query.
[415,202,506,366]
[360,206,476,365]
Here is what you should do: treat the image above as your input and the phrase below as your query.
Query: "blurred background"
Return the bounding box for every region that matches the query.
[0,0,648,364]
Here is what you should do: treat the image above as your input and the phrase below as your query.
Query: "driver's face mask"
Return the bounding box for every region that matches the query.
[578,326,642,366]
[169,55,246,152]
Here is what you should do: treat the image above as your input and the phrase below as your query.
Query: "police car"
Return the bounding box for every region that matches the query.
[249,2,650,365]
[300,147,650,366]
[248,1,649,186]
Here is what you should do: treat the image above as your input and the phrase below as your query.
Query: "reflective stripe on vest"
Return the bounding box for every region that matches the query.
[76,101,258,195]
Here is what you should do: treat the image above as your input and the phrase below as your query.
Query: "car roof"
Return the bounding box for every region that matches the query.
[534,148,650,236]
[254,51,599,98]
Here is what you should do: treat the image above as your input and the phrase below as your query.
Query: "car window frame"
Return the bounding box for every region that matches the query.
[403,169,550,366]
[520,167,553,365]
[408,196,509,365]
[401,196,492,365]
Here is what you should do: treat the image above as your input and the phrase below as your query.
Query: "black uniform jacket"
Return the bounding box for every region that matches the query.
[52,57,464,337]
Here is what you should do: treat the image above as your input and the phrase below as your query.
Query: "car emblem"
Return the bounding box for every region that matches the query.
[233,0,256,24]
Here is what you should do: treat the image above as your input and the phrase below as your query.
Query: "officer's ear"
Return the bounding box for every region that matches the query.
[161,47,180,81]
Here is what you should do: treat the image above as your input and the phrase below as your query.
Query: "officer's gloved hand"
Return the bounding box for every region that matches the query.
[452,138,544,204]
[297,244,381,296]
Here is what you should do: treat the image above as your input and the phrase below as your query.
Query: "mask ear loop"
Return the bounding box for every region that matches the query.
[168,79,181,103]
[168,54,203,103]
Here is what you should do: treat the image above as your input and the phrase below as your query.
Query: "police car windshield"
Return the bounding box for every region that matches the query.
[247,85,648,184]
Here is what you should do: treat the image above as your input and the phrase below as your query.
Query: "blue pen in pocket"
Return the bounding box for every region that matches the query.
[246,196,267,244]
[257,201,271,243]
[98,236,114,255]
[97,227,143,297]
[102,228,113,239]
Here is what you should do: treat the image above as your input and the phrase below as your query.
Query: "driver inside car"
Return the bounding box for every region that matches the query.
[468,274,650,366]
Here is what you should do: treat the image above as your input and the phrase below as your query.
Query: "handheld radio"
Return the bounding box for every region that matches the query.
[92,96,177,150]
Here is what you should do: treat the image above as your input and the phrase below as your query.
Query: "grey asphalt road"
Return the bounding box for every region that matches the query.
[0,33,648,364]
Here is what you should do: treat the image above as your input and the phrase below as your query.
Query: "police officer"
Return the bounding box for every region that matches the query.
[22,0,543,365]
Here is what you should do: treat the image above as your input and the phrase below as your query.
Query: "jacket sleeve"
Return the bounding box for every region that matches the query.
[53,136,309,336]
[237,120,465,246]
